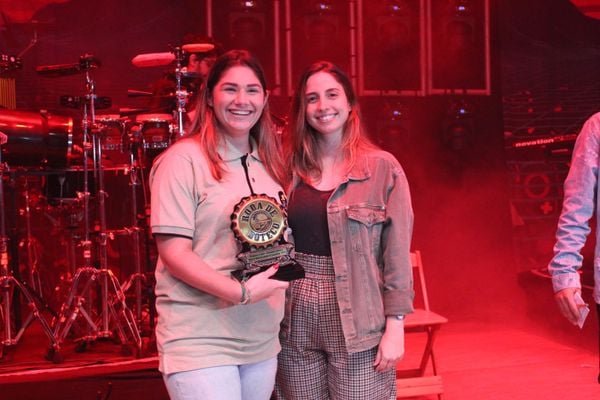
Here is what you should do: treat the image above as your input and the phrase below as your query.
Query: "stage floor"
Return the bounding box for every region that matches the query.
[1,319,598,399]
[0,318,166,400]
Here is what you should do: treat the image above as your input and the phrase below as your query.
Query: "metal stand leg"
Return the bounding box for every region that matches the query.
[47,61,141,360]
[51,266,142,357]
[119,146,150,332]
[0,274,61,362]
[0,139,59,362]
[119,227,147,327]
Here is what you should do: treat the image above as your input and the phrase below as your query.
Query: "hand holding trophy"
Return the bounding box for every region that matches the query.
[231,192,304,282]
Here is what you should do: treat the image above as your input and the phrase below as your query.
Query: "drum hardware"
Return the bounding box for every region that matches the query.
[15,177,60,317]
[119,135,150,330]
[60,199,85,276]
[0,54,22,74]
[131,43,211,138]
[60,94,112,110]
[119,107,152,118]
[1,21,37,74]
[172,45,189,138]
[35,54,101,78]
[127,89,153,98]
[16,25,38,60]
[40,198,82,294]
[271,112,289,136]
[130,41,214,69]
[0,133,61,362]
[108,120,156,335]
[127,88,178,106]
[48,59,141,360]
[18,177,45,301]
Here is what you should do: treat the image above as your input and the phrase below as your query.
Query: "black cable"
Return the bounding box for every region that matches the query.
[240,154,255,195]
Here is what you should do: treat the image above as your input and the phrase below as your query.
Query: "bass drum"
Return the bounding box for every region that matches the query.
[0,109,73,168]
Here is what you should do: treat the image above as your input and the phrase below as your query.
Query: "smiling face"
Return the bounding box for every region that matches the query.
[304,71,351,139]
[209,65,266,138]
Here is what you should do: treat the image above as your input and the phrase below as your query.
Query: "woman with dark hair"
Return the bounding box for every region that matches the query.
[150,49,289,400]
[275,61,414,399]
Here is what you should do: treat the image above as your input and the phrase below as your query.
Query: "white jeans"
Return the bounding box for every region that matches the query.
[163,357,277,400]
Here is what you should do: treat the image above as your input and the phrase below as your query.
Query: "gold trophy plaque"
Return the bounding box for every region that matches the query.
[231,194,304,281]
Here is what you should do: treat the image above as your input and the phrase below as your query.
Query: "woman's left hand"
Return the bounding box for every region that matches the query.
[373,317,405,372]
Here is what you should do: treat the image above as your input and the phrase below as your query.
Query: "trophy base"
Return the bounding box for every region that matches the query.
[231,261,305,282]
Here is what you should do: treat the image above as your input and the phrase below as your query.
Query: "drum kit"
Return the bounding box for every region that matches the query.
[0,43,209,362]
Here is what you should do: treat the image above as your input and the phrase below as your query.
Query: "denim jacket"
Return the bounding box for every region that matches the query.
[282,148,415,353]
[549,112,600,304]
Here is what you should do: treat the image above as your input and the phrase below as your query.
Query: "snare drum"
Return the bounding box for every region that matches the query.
[0,109,73,168]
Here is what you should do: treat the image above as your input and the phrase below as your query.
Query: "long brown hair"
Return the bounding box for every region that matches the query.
[287,61,376,184]
[187,49,286,185]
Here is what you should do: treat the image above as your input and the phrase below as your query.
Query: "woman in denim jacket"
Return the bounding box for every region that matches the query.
[275,61,414,399]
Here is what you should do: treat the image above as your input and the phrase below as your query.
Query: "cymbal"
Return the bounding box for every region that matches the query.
[182,43,215,53]
[127,89,154,97]
[131,52,175,68]
[135,113,173,122]
[119,107,170,117]
[127,89,182,99]
[37,55,101,77]
[36,63,81,77]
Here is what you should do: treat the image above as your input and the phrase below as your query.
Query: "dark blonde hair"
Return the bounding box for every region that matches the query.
[187,49,286,185]
[288,61,376,184]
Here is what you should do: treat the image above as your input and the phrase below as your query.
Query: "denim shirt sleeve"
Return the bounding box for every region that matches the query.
[548,113,600,293]
[381,160,415,315]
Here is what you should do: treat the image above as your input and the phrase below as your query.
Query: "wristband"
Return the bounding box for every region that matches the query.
[239,281,251,305]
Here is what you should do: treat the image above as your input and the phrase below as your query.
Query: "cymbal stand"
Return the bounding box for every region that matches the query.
[18,177,43,299]
[61,200,83,279]
[50,60,141,358]
[120,130,147,328]
[44,197,82,305]
[15,176,58,318]
[172,46,189,139]
[0,140,59,360]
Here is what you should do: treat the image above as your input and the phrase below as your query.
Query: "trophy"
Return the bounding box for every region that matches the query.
[231,193,304,282]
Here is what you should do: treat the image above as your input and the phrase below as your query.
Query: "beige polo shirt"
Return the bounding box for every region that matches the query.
[150,136,285,375]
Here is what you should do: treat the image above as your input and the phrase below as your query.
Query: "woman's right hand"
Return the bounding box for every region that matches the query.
[244,264,289,304]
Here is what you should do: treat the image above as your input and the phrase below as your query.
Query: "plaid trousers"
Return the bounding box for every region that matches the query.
[274,252,396,400]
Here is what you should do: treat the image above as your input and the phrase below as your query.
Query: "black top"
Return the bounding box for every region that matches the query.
[288,180,334,256]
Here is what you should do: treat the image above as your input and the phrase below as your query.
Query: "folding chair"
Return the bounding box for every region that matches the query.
[396,250,448,399]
